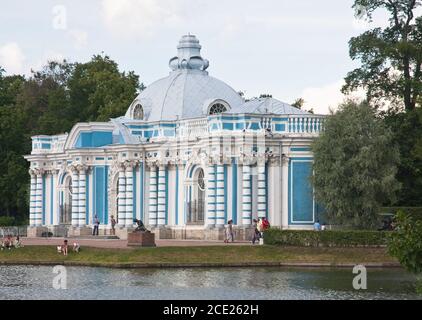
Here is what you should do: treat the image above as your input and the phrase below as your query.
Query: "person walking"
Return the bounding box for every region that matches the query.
[92,215,100,236]
[110,215,116,236]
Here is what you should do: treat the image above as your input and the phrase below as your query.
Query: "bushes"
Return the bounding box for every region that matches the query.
[264,229,389,247]
[381,207,422,221]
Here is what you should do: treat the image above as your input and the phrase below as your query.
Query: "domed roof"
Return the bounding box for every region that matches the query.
[231,97,309,115]
[125,35,244,121]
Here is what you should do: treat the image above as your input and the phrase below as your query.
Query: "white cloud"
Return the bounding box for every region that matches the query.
[300,80,366,114]
[0,42,26,75]
[101,0,189,38]
[68,29,88,50]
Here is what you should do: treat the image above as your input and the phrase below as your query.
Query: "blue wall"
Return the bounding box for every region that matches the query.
[93,166,109,224]
[288,159,315,225]
[75,131,113,148]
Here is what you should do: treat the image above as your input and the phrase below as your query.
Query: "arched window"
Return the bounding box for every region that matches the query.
[209,103,227,115]
[197,169,205,191]
[133,104,144,120]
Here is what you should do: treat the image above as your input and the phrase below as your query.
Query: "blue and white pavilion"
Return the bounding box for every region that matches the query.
[25,35,325,239]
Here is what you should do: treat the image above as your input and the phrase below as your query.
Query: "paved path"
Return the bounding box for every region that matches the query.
[20,237,253,249]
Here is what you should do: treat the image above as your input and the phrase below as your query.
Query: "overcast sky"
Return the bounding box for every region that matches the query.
[0,0,399,114]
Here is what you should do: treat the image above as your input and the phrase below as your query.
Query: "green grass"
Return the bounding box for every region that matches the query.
[0,245,398,267]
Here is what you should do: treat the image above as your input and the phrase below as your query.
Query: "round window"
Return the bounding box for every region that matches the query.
[209,103,227,115]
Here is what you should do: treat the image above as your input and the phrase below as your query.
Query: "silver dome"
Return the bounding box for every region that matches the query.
[126,35,244,121]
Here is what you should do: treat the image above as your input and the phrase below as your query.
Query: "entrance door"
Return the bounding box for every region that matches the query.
[187,168,205,224]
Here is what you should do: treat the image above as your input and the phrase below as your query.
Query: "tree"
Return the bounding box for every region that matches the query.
[381,107,422,205]
[68,54,143,122]
[343,0,422,111]
[312,100,400,228]
[388,210,422,274]
[0,54,143,224]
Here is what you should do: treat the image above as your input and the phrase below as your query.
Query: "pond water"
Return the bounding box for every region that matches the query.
[0,266,420,300]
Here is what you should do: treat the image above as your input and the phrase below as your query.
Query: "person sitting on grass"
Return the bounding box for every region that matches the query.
[13,236,23,248]
[2,235,13,250]
[73,242,80,253]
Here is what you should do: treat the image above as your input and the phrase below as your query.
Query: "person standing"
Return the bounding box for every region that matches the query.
[110,215,116,236]
[251,219,260,245]
[62,240,68,256]
[92,215,100,236]
[224,220,234,243]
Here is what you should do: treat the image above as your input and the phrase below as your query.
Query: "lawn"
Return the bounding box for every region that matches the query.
[0,245,398,268]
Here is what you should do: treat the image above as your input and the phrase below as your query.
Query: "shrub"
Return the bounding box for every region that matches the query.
[381,207,422,221]
[264,229,389,247]
[388,210,422,274]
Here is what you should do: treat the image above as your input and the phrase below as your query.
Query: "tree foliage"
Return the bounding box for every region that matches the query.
[343,0,422,111]
[388,210,422,274]
[381,107,422,205]
[0,55,143,223]
[312,100,400,228]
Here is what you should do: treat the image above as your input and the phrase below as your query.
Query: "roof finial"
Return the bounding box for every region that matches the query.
[168,34,210,72]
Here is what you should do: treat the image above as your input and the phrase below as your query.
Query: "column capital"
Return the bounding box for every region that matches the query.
[240,155,257,166]
[29,169,36,177]
[124,160,137,171]
[33,168,46,176]
[77,164,89,174]
[69,165,79,174]
[281,154,290,165]
[146,160,158,170]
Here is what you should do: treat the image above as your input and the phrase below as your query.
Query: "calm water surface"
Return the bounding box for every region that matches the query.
[0,266,419,300]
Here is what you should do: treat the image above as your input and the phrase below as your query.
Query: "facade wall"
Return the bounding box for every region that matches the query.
[26,115,324,233]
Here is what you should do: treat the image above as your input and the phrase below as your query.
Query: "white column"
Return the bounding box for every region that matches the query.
[206,164,216,227]
[35,172,43,227]
[157,165,166,227]
[52,170,60,226]
[29,171,36,226]
[242,164,252,226]
[148,165,158,226]
[281,157,289,229]
[117,166,126,227]
[125,164,134,227]
[78,167,87,227]
[71,168,79,227]
[215,164,225,227]
[257,162,267,219]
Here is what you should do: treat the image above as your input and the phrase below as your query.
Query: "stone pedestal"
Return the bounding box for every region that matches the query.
[115,227,135,240]
[127,231,156,247]
[27,226,49,238]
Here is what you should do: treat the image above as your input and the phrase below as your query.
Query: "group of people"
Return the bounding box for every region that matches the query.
[57,239,80,256]
[224,217,270,244]
[91,215,117,236]
[1,235,23,250]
